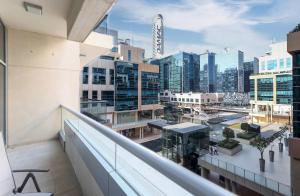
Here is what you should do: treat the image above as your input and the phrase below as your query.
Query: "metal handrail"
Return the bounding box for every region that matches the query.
[200,154,291,195]
[61,105,234,196]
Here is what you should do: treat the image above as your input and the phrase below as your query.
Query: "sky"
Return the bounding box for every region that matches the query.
[107,0,300,61]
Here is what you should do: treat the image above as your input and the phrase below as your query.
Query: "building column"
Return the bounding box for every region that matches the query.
[201,167,209,179]
[152,110,155,119]
[231,181,237,194]
[224,178,231,191]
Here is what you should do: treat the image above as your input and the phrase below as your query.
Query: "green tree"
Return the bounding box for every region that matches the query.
[223,127,235,142]
[250,136,270,160]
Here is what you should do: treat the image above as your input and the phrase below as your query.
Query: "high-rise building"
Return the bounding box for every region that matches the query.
[287,23,300,196]
[216,49,244,92]
[152,14,164,59]
[200,52,217,93]
[259,41,292,73]
[243,57,259,93]
[152,52,200,93]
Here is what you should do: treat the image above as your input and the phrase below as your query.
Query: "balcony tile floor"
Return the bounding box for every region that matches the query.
[7,140,82,196]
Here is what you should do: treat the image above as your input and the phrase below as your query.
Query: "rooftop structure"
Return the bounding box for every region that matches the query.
[259,41,292,73]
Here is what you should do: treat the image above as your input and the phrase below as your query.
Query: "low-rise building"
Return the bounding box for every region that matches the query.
[249,71,292,124]
[160,90,224,111]
[80,55,162,139]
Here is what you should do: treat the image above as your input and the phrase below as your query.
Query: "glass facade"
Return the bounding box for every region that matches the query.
[200,52,216,93]
[128,50,132,62]
[267,60,277,70]
[276,74,292,104]
[286,57,292,68]
[82,67,88,84]
[141,72,159,105]
[250,79,255,100]
[109,69,114,85]
[215,50,244,92]
[101,91,114,106]
[92,90,98,100]
[243,58,258,93]
[152,52,200,93]
[293,53,300,137]
[115,61,138,111]
[257,78,273,101]
[92,68,106,84]
[117,112,136,124]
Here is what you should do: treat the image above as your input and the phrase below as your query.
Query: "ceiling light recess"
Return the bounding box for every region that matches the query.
[23,2,42,15]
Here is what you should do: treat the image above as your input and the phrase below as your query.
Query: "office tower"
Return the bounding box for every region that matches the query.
[152,52,200,93]
[200,52,217,93]
[287,24,300,196]
[216,49,244,92]
[243,57,259,93]
[152,14,164,58]
[259,41,292,73]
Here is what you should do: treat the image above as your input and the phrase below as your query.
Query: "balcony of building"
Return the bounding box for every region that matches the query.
[0,0,233,195]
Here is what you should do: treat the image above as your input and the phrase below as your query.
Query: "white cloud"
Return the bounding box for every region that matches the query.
[113,0,299,60]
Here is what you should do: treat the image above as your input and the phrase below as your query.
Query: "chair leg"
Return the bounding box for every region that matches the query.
[16,172,41,193]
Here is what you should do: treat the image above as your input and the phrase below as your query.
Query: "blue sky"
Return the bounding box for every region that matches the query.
[108,0,300,61]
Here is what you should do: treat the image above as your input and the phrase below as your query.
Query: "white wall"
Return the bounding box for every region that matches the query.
[7,28,80,146]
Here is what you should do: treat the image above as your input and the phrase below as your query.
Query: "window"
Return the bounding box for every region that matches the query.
[286,57,292,68]
[92,68,106,84]
[280,59,284,69]
[195,99,199,102]
[128,50,132,62]
[82,67,88,84]
[182,98,185,102]
[142,52,145,59]
[101,91,114,106]
[190,99,193,102]
[82,91,88,100]
[267,60,277,70]
[141,72,159,105]
[115,61,138,111]
[109,69,114,85]
[92,91,98,100]
[257,78,273,101]
[297,54,300,67]
[186,98,189,102]
[178,98,181,101]
[261,61,265,70]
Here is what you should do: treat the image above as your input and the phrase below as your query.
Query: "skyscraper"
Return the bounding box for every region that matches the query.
[152,14,164,59]
[151,52,200,93]
[200,52,217,93]
[216,49,244,92]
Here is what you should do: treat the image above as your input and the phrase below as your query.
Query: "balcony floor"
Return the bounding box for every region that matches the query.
[7,140,82,196]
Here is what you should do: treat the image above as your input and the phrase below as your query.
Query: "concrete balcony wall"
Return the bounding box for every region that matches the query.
[7,28,80,146]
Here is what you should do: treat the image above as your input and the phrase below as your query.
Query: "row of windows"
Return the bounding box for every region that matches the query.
[81,90,114,106]
[141,72,159,105]
[257,78,273,101]
[82,67,114,85]
[171,97,204,103]
[261,57,292,71]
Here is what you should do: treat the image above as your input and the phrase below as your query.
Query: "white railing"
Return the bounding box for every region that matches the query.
[61,105,234,196]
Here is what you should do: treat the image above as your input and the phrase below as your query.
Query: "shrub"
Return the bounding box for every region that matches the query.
[218,139,240,149]
[237,132,257,140]
[223,127,235,141]
[241,123,249,132]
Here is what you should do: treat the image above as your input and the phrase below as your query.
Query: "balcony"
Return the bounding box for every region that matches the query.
[1,105,234,195]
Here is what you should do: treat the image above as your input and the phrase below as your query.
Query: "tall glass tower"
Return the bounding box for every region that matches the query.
[152,14,164,59]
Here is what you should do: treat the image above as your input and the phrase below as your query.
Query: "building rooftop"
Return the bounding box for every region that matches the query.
[164,122,209,134]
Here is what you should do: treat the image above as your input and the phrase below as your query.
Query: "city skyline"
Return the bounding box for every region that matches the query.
[108,0,300,61]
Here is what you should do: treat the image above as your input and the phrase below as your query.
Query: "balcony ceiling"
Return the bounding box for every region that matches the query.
[0,0,116,42]
[0,0,72,38]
